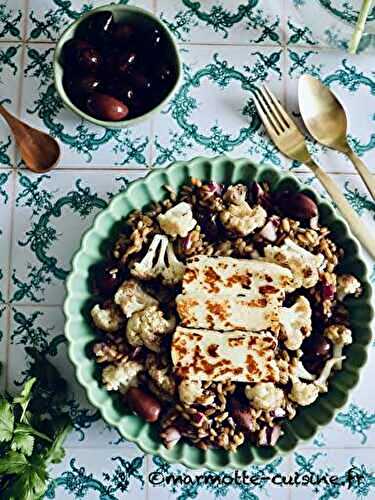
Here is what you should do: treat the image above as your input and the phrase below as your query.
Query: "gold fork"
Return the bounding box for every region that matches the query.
[252,86,375,259]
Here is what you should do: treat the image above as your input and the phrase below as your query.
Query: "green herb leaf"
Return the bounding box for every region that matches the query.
[0,397,14,443]
[10,432,34,457]
[44,416,73,464]
[0,451,28,475]
[13,378,37,422]
[2,457,48,500]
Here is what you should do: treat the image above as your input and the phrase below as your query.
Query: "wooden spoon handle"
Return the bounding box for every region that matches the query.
[0,104,29,136]
[307,159,375,259]
[346,149,375,201]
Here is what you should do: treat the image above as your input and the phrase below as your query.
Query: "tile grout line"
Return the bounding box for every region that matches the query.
[4,169,17,391]
[145,455,150,500]
[22,0,30,42]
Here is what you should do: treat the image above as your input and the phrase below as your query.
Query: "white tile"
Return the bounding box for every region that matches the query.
[290,449,375,499]
[285,48,375,174]
[0,43,23,168]
[152,45,286,168]
[0,170,12,302]
[0,1,25,41]
[10,170,145,304]
[47,447,146,499]
[0,305,7,391]
[26,0,153,42]
[157,0,283,45]
[20,44,151,169]
[148,453,290,499]
[287,0,375,51]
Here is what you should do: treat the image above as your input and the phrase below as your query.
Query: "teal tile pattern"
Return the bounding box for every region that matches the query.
[0,1,374,498]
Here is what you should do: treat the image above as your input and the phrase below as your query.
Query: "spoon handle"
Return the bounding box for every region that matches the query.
[307,159,375,259]
[346,149,375,201]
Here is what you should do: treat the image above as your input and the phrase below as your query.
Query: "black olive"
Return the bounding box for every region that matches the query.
[112,23,136,45]
[62,39,91,67]
[303,334,331,358]
[301,355,325,375]
[75,11,114,44]
[86,93,129,121]
[91,262,123,296]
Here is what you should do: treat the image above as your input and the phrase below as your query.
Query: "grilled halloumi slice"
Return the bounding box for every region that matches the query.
[171,327,279,383]
[182,255,295,297]
[176,294,280,332]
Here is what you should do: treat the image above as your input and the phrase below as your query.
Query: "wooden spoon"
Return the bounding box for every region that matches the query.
[0,104,60,172]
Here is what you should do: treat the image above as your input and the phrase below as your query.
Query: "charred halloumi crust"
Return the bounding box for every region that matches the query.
[176,256,293,332]
[176,294,280,332]
[182,256,295,297]
[171,327,280,383]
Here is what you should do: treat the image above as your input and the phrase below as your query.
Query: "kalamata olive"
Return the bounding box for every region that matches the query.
[196,211,220,241]
[75,11,114,44]
[301,355,325,375]
[128,70,152,92]
[116,51,138,76]
[76,47,102,73]
[91,262,122,296]
[126,387,161,422]
[277,191,318,220]
[62,39,91,67]
[66,75,101,96]
[149,28,163,49]
[304,334,332,357]
[249,181,272,209]
[112,23,136,44]
[86,93,128,121]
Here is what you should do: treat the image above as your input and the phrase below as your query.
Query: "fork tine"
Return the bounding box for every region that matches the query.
[257,86,287,133]
[252,89,282,136]
[261,85,293,129]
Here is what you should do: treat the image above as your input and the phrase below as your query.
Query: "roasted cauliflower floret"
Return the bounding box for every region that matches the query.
[245,382,284,411]
[314,356,345,392]
[264,238,324,289]
[91,303,124,332]
[114,279,158,317]
[102,360,143,393]
[146,354,176,397]
[131,235,185,285]
[220,201,267,237]
[280,296,312,350]
[289,380,319,406]
[223,184,247,205]
[336,274,361,301]
[157,202,197,238]
[126,305,176,352]
[178,379,204,405]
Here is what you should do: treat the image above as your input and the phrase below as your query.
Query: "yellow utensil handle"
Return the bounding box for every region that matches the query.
[307,159,375,259]
[346,149,375,201]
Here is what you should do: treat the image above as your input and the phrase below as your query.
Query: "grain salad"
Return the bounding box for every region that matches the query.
[89,179,362,451]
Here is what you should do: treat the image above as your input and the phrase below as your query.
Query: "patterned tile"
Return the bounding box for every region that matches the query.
[26,0,153,42]
[0,42,23,168]
[20,44,151,169]
[287,0,375,51]
[0,1,25,40]
[10,170,145,304]
[157,0,283,45]
[7,304,141,448]
[285,48,375,174]
[0,170,12,302]
[290,449,375,499]
[0,305,7,391]
[152,45,285,168]
[147,454,290,499]
[47,447,146,499]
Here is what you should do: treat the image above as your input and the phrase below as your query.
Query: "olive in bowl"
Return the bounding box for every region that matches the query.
[53,5,181,127]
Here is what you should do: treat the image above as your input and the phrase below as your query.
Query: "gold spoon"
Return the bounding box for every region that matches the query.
[298,74,375,200]
[0,104,60,173]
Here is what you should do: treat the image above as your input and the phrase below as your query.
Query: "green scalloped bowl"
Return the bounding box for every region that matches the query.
[64,156,373,470]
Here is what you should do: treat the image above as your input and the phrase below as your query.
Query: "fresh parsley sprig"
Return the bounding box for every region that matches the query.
[0,354,73,500]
